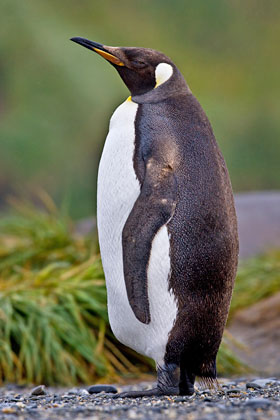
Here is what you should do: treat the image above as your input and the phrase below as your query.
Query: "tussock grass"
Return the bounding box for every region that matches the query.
[229,251,280,319]
[0,195,152,385]
[0,195,279,384]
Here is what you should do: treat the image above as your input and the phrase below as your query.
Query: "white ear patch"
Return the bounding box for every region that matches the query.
[155,63,173,88]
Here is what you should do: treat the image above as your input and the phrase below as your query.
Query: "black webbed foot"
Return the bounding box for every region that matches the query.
[112,363,181,399]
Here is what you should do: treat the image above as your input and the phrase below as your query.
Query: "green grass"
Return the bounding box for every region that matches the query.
[0,196,279,384]
[0,195,153,385]
[229,251,280,319]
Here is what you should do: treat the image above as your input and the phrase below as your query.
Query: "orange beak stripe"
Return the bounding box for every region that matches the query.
[93,48,124,66]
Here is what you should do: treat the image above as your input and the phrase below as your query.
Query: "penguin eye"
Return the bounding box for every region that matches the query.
[131,60,147,69]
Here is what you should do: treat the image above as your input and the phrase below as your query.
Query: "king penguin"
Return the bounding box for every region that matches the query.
[71,37,239,397]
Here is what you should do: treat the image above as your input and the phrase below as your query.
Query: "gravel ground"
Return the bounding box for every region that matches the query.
[0,378,279,420]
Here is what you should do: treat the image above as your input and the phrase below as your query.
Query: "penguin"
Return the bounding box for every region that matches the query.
[71,37,239,397]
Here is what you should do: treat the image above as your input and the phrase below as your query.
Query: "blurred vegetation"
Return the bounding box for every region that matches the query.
[0,198,279,385]
[0,0,280,217]
[229,250,280,320]
[0,196,153,385]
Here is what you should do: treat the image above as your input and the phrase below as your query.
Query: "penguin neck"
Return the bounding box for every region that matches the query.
[131,67,191,104]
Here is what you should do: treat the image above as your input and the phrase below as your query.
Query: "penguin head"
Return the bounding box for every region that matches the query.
[71,37,183,98]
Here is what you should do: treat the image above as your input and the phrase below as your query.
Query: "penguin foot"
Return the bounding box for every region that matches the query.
[110,362,187,398]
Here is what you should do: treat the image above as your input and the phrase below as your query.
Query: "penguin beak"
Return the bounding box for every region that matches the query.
[70,37,125,66]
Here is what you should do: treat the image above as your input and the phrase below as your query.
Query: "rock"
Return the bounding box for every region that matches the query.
[88,384,118,394]
[244,398,271,408]
[225,382,237,387]
[30,385,46,396]
[226,388,243,394]
[80,389,89,396]
[246,382,262,390]
[251,378,277,387]
[173,396,188,402]
[67,388,79,395]
[26,404,37,410]
[1,407,17,413]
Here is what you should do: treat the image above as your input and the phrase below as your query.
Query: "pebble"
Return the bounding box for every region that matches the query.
[173,396,188,402]
[30,385,46,396]
[67,388,79,395]
[224,382,237,387]
[244,398,271,408]
[88,384,118,394]
[252,378,278,387]
[1,407,17,413]
[80,389,90,396]
[226,388,243,394]
[0,378,278,419]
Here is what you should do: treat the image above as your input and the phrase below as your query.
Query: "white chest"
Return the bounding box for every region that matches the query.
[97,99,177,363]
[97,99,140,242]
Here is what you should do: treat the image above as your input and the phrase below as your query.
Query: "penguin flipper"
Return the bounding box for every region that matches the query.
[122,158,177,324]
